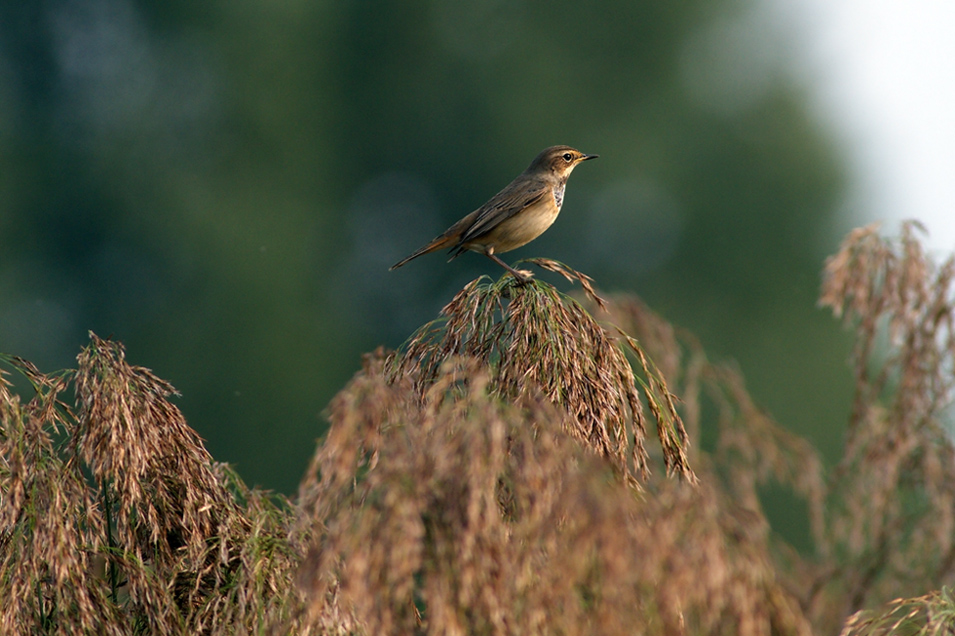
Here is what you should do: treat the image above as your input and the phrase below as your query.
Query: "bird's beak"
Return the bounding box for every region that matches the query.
[581,154,599,161]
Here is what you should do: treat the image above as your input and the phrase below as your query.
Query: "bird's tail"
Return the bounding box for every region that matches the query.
[389,234,457,270]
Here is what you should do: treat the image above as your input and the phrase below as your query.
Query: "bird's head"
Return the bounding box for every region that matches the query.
[527,145,599,179]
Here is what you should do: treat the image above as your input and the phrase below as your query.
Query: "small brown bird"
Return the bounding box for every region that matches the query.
[390,145,598,283]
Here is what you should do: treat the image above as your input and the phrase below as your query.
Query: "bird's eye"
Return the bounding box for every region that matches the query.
[562,153,573,162]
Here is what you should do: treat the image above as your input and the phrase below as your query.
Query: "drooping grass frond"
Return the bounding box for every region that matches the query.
[6,223,955,635]
[386,273,694,485]
[1,337,305,635]
[816,221,955,622]
[584,293,827,546]
[295,355,810,636]
[0,358,123,635]
[840,587,955,636]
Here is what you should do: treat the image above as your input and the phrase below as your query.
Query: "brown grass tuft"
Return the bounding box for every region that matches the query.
[1,335,303,635]
[0,358,122,634]
[295,354,809,635]
[840,587,955,636]
[386,273,694,486]
[589,220,955,632]
[6,221,955,635]
[591,294,827,548]
[814,221,955,630]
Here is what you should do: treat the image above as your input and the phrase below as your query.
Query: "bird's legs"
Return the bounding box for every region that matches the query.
[484,251,533,284]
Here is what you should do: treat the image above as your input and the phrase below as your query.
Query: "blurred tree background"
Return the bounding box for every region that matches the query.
[0,0,855,531]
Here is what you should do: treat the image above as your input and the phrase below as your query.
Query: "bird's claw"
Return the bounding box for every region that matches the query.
[510,269,535,285]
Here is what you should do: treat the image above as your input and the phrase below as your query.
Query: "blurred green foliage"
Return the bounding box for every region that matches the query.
[0,0,853,501]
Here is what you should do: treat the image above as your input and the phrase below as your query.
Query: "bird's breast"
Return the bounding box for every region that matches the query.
[475,195,561,254]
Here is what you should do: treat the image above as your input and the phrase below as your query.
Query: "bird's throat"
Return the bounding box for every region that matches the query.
[553,181,566,210]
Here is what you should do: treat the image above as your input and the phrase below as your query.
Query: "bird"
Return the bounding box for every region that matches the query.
[390,145,598,283]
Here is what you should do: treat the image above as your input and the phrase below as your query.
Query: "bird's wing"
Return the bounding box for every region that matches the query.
[458,179,549,245]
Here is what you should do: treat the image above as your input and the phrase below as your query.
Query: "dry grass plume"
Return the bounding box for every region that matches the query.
[4,222,955,634]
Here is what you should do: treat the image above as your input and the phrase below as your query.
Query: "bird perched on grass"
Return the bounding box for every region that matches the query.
[390,145,598,283]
